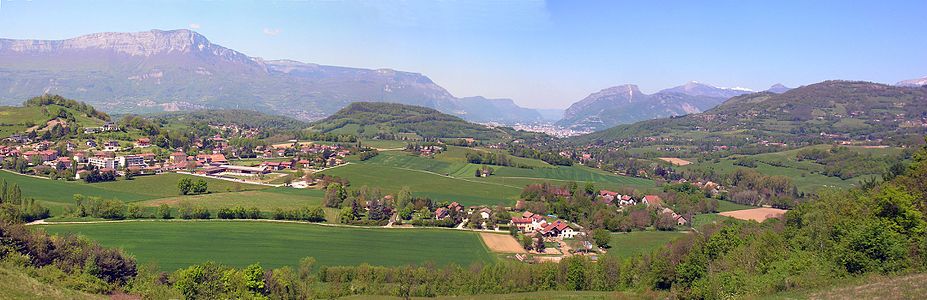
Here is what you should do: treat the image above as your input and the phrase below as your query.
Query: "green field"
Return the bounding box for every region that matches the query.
[682,158,861,193]
[40,221,495,270]
[91,173,268,198]
[324,150,655,206]
[606,231,689,259]
[0,171,269,215]
[716,200,754,212]
[680,145,904,193]
[321,163,520,206]
[135,188,324,211]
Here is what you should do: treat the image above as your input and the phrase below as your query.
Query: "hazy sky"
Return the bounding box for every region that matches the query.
[1,0,925,109]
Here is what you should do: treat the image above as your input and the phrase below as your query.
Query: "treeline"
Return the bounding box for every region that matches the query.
[0,179,49,222]
[300,132,358,143]
[465,150,523,168]
[23,94,110,121]
[795,146,910,179]
[83,169,117,183]
[148,109,307,132]
[508,145,573,166]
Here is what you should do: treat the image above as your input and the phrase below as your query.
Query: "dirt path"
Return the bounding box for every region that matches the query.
[479,232,526,253]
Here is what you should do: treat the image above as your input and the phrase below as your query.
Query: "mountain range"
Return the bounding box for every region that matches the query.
[0,29,546,124]
[556,81,792,131]
[897,76,927,87]
[573,81,927,146]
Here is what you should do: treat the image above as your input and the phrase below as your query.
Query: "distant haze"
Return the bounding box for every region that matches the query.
[0,1,924,109]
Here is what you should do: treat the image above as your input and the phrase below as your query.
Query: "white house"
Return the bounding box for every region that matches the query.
[88,157,117,169]
[117,155,146,168]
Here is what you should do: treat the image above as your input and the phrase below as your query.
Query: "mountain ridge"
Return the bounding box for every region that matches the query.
[0,29,541,124]
[556,82,747,131]
[572,80,927,147]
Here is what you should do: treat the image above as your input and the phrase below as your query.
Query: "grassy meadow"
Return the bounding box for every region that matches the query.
[323,149,655,206]
[40,221,495,270]
[680,145,904,193]
[606,231,689,259]
[0,171,269,215]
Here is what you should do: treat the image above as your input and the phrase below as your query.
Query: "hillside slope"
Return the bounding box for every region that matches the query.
[0,95,109,138]
[145,109,307,131]
[0,264,103,300]
[574,81,927,147]
[311,102,510,140]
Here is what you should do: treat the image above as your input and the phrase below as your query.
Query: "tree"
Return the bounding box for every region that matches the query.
[178,178,193,195]
[592,229,611,248]
[534,232,546,252]
[324,183,347,208]
[191,179,208,194]
[520,234,533,250]
[159,204,172,219]
[397,187,413,208]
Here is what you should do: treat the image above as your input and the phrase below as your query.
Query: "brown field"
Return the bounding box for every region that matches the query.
[479,233,526,253]
[719,207,787,222]
[658,157,692,166]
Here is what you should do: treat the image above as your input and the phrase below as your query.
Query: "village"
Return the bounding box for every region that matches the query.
[1,120,357,187]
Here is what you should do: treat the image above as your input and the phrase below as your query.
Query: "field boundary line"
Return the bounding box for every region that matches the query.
[27,218,511,233]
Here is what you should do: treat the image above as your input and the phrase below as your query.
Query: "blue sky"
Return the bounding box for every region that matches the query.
[1,0,925,109]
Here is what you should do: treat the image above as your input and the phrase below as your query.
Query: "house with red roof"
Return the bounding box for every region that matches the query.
[135,137,151,148]
[643,195,664,207]
[539,220,578,238]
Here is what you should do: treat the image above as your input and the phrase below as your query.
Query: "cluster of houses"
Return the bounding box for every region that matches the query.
[2,130,357,184]
[598,190,665,207]
[510,211,579,239]
[82,121,119,134]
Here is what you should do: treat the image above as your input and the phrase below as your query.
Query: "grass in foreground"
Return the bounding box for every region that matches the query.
[769,273,927,300]
[339,290,654,300]
[0,262,103,300]
[606,231,689,259]
[40,221,495,271]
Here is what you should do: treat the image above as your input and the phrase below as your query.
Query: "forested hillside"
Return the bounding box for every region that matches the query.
[574,81,927,148]
[144,109,307,131]
[311,102,511,140]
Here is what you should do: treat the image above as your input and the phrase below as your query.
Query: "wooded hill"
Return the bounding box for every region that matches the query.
[143,109,308,131]
[0,95,109,138]
[310,102,512,140]
[573,81,927,149]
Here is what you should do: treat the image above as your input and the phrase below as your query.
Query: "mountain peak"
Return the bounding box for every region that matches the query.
[659,81,752,98]
[897,76,927,87]
[766,83,791,93]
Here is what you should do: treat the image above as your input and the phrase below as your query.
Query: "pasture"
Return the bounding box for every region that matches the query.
[40,221,496,270]
[325,150,656,206]
[134,188,324,211]
[606,231,689,259]
[320,163,520,206]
